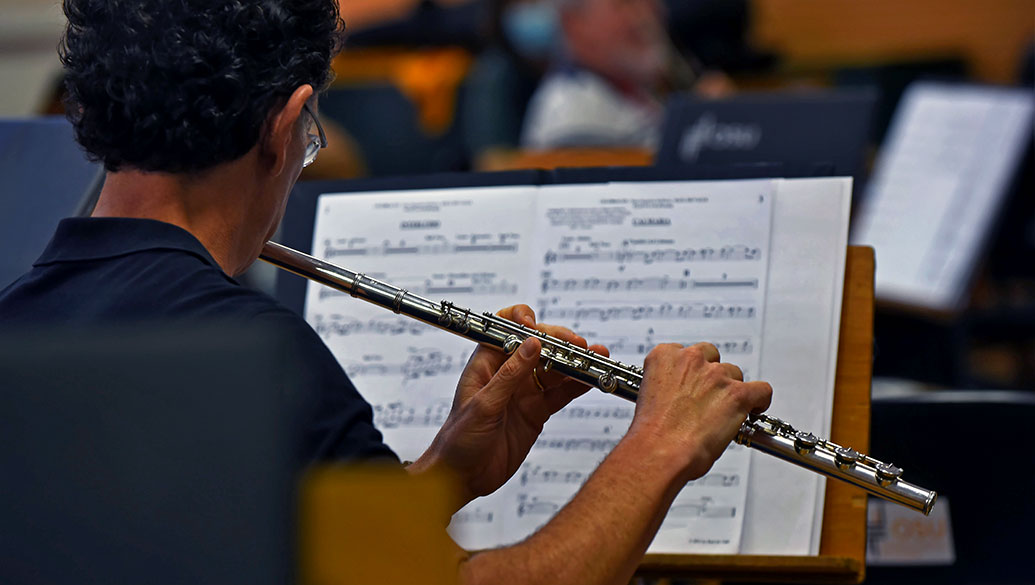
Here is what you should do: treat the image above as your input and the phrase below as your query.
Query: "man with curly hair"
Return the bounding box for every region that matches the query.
[0,1,771,582]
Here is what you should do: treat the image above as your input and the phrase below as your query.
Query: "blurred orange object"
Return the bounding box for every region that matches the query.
[752,0,1035,83]
[393,48,472,135]
[476,147,654,172]
[300,465,459,585]
[338,0,474,32]
[331,48,472,136]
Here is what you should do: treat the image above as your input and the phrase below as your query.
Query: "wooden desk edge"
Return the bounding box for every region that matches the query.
[637,553,863,583]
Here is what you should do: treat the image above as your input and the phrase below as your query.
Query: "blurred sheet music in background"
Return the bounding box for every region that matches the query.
[851,82,1034,313]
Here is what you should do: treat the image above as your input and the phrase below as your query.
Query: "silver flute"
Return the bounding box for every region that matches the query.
[261,241,937,515]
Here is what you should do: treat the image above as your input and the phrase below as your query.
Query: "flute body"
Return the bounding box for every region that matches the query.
[261,241,937,515]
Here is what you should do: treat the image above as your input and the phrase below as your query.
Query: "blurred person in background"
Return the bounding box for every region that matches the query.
[464,0,558,167]
[520,0,733,150]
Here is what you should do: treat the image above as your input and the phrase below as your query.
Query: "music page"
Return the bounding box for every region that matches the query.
[514,182,774,554]
[305,186,537,463]
[305,181,775,555]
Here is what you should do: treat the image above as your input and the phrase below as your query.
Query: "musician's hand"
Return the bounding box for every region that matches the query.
[628,342,772,481]
[411,304,608,509]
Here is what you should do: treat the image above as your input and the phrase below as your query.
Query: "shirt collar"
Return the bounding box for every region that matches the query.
[35,217,222,270]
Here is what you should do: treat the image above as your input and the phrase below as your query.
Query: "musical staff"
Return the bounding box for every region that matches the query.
[520,465,587,487]
[556,405,635,421]
[532,437,621,453]
[543,244,761,266]
[313,314,429,338]
[688,473,741,488]
[540,302,756,323]
[323,234,522,260]
[667,497,737,519]
[372,400,451,430]
[451,507,495,524]
[317,271,520,300]
[581,335,754,357]
[344,348,467,380]
[541,274,758,293]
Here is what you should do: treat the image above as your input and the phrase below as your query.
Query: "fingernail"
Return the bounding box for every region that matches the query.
[519,338,538,359]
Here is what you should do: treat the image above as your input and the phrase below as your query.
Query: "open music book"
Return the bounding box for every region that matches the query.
[301,177,851,556]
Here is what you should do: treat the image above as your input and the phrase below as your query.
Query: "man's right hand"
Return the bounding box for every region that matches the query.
[454,341,773,585]
[626,342,773,482]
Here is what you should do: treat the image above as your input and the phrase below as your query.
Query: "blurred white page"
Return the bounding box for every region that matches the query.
[851,82,1033,312]
[751,177,850,555]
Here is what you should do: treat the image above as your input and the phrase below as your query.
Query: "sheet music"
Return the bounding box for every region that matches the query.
[515,182,774,553]
[625,179,852,555]
[305,181,776,555]
[851,82,1034,312]
[306,186,538,463]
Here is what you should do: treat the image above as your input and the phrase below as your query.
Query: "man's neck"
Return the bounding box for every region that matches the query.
[91,163,266,276]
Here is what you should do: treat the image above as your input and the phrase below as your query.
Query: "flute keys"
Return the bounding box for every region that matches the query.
[597,372,618,393]
[794,431,819,454]
[503,335,522,354]
[835,446,861,470]
[876,462,903,486]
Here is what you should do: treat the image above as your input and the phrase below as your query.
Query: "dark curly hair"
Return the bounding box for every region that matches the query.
[60,0,345,173]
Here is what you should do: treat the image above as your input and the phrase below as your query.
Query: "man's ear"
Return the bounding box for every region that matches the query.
[261,84,314,178]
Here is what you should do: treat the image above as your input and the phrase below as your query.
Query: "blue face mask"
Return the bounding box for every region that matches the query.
[502,2,558,61]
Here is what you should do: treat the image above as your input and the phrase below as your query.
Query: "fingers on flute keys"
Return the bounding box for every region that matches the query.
[650,342,770,412]
[688,342,770,413]
[496,304,610,390]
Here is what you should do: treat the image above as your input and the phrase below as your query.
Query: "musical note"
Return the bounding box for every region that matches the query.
[516,494,562,518]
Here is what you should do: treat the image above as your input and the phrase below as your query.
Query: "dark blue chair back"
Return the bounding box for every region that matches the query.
[0,117,101,288]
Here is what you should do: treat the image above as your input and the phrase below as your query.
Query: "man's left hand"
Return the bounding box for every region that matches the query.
[410,304,608,509]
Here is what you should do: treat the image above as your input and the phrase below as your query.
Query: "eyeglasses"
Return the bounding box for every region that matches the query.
[302,102,328,168]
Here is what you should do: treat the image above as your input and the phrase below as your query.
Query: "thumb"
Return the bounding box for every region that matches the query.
[479,337,540,403]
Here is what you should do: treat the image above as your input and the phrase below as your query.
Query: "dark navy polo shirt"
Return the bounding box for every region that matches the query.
[0,217,397,464]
